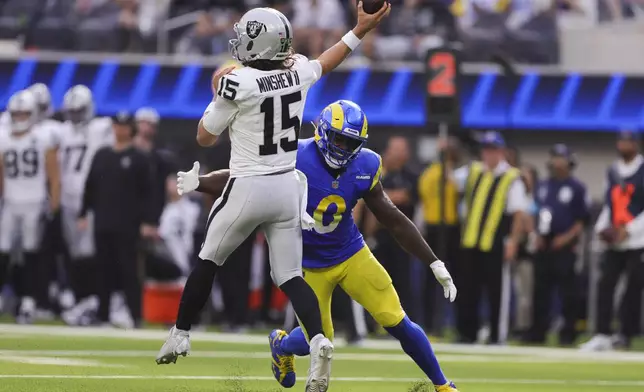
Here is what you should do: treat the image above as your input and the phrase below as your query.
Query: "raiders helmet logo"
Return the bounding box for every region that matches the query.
[246,21,265,39]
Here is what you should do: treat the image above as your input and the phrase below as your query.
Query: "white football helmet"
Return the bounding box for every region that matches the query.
[7,90,38,133]
[229,8,293,63]
[29,83,53,120]
[63,85,95,126]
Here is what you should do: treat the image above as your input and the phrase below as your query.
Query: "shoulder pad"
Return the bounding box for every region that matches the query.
[298,138,314,149]
[359,148,382,190]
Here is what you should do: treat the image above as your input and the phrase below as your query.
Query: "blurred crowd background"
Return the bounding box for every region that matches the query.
[0,0,643,63]
[0,0,643,353]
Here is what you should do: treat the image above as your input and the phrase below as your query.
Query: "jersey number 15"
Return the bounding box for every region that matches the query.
[259,91,301,156]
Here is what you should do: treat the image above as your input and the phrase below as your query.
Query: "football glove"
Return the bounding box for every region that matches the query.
[177,161,200,195]
[430,260,457,302]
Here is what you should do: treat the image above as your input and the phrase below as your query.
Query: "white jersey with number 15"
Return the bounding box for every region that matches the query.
[204,55,322,177]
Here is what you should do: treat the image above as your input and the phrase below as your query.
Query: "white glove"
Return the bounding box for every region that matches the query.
[177,161,200,195]
[430,260,457,302]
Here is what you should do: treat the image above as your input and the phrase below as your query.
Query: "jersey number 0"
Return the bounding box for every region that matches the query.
[259,91,302,156]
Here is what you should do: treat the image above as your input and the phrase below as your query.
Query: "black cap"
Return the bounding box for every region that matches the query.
[550,143,576,168]
[113,111,133,126]
[618,130,640,141]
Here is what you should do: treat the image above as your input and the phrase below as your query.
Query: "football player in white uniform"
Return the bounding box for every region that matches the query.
[28,83,66,317]
[157,4,390,392]
[0,90,61,323]
[29,83,64,146]
[57,85,113,325]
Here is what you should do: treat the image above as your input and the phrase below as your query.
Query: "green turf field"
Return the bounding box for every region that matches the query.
[0,325,643,392]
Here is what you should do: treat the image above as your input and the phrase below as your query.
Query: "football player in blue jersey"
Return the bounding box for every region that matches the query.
[176,100,459,392]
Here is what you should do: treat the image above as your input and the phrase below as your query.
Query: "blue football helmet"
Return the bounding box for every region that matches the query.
[315,100,368,169]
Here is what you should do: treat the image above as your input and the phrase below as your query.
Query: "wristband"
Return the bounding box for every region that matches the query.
[341,31,362,51]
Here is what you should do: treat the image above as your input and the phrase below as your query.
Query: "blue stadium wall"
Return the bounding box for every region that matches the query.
[2,57,644,132]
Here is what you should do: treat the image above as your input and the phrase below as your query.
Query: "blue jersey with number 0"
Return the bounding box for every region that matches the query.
[297,138,383,269]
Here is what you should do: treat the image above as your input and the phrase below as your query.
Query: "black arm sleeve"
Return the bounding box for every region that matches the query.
[79,149,100,218]
[137,152,157,225]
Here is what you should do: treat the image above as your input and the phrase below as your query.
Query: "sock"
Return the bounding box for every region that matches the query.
[385,316,448,386]
[23,252,40,302]
[0,253,10,288]
[280,327,311,356]
[279,276,324,338]
[175,258,219,331]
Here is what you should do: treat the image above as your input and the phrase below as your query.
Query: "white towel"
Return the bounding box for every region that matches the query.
[295,169,316,231]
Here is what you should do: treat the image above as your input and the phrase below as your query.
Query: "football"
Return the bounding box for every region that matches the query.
[359,0,386,14]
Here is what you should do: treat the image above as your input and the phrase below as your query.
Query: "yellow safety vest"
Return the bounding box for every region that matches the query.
[418,163,459,225]
[451,0,511,17]
[461,162,520,251]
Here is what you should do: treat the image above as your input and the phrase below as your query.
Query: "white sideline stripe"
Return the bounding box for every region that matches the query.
[2,350,644,364]
[0,356,125,368]
[3,324,644,362]
[0,375,643,386]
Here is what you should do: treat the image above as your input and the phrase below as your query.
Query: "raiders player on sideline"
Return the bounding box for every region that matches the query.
[0,90,61,323]
[156,3,390,391]
[28,83,66,318]
[57,85,113,325]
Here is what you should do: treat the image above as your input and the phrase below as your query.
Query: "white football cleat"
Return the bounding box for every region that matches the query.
[306,334,333,392]
[579,334,613,352]
[156,326,191,365]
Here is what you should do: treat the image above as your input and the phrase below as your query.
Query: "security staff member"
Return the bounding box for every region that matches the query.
[418,136,461,333]
[581,131,644,351]
[530,144,589,345]
[78,112,156,327]
[453,131,529,344]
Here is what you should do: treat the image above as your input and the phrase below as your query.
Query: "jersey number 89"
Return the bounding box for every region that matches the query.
[313,195,347,234]
[3,148,39,179]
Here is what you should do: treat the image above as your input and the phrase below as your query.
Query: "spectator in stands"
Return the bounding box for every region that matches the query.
[137,0,172,51]
[73,0,121,51]
[602,0,644,21]
[362,0,443,61]
[292,0,346,57]
[504,0,560,64]
[176,0,245,55]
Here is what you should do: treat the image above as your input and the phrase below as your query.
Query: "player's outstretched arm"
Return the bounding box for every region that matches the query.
[316,1,390,76]
[364,182,457,301]
[363,182,438,265]
[196,169,231,198]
